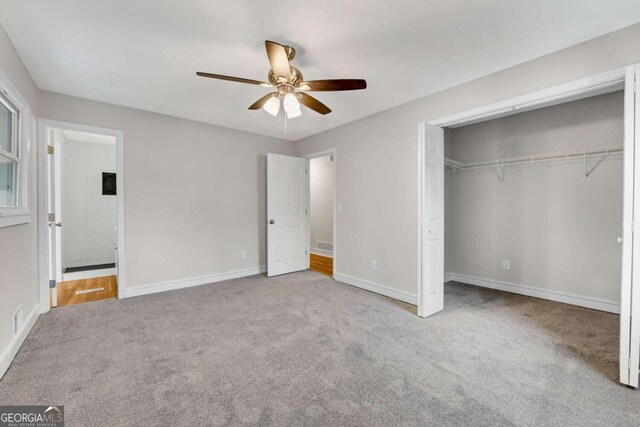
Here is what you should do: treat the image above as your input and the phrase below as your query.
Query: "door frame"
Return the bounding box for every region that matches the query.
[419,66,637,385]
[37,119,126,311]
[626,64,640,388]
[303,148,337,275]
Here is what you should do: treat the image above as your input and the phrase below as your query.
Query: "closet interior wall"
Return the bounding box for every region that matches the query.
[444,90,624,308]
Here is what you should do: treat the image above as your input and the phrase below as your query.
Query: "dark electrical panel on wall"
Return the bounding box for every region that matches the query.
[102,172,116,195]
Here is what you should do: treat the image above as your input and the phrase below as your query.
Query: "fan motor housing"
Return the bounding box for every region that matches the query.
[268,66,304,87]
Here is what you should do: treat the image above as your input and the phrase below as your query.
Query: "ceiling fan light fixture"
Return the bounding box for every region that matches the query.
[287,108,302,119]
[263,96,280,116]
[283,93,300,114]
[197,40,367,121]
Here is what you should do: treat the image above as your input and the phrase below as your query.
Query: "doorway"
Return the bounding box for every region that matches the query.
[265,150,336,278]
[419,66,640,387]
[307,151,336,277]
[38,119,125,308]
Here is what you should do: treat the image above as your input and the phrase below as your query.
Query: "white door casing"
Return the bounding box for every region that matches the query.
[267,153,308,277]
[304,148,337,270]
[419,123,445,318]
[46,129,64,307]
[622,64,640,387]
[46,128,60,307]
[620,66,635,386]
[37,118,126,310]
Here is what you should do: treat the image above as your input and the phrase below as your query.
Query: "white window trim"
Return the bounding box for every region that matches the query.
[0,65,31,228]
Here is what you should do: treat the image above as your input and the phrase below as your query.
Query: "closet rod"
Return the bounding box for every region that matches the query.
[445,145,623,171]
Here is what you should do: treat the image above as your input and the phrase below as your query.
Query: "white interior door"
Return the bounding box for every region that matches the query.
[621,64,640,387]
[267,153,308,277]
[419,123,444,318]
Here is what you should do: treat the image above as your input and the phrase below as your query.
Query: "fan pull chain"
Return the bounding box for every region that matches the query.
[280,98,287,135]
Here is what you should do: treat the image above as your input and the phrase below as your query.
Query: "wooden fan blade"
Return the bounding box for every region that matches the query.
[299,79,367,91]
[298,93,331,115]
[265,41,291,81]
[248,93,278,110]
[196,72,272,87]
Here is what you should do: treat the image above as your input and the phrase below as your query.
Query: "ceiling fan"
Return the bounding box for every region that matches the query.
[197,40,367,119]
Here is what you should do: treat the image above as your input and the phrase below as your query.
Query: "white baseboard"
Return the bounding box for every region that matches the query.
[333,272,418,305]
[448,273,620,314]
[444,272,454,283]
[0,304,39,379]
[123,265,267,298]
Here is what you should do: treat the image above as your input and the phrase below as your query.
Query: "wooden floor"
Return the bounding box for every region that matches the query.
[310,253,333,277]
[56,275,118,307]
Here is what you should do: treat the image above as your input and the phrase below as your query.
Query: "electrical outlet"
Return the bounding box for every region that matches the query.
[241,250,247,259]
[371,260,378,271]
[13,305,23,336]
[337,203,343,212]
[502,259,511,271]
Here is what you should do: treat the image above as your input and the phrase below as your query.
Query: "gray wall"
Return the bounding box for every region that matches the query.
[310,155,334,251]
[39,91,296,288]
[296,23,640,300]
[0,22,40,365]
[445,91,623,304]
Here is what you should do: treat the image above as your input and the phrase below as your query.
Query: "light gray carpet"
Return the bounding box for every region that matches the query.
[0,271,637,426]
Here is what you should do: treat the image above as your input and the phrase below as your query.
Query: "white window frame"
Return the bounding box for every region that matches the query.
[0,65,31,228]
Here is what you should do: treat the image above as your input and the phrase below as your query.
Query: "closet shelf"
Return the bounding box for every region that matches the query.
[445,145,623,170]
[445,145,623,182]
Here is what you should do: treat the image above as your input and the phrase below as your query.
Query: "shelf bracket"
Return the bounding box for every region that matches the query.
[495,160,503,183]
[584,152,607,180]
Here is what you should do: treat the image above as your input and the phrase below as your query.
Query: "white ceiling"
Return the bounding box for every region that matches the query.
[1,1,640,141]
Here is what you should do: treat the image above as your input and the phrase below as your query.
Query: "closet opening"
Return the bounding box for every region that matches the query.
[444,87,624,311]
[419,66,640,386]
[442,85,625,383]
[306,149,336,278]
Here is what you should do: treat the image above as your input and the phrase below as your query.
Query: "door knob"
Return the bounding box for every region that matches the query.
[268,219,275,225]
[617,237,624,243]
[55,222,62,227]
